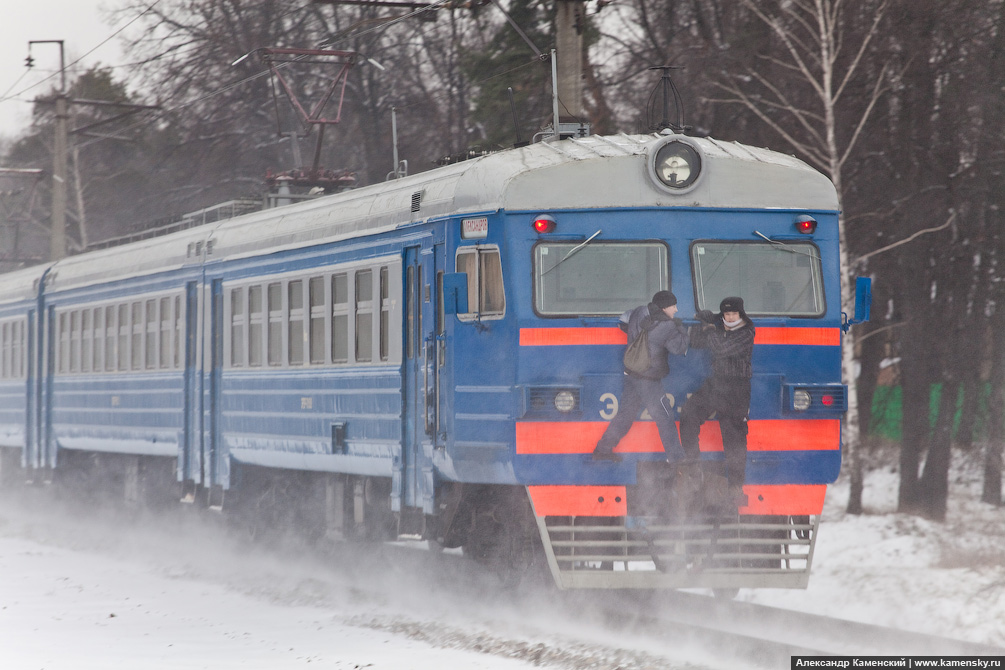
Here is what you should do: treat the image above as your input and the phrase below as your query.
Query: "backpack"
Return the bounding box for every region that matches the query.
[623,318,654,375]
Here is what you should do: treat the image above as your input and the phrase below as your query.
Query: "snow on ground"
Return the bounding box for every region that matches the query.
[1,444,1004,669]
[743,445,1005,648]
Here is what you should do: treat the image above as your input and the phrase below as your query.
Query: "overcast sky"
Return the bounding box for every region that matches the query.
[0,0,129,138]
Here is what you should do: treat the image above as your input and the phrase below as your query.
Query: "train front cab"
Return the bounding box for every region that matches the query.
[507,204,851,590]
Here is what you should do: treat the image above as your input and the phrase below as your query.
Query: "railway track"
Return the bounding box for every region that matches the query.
[588,590,1005,666]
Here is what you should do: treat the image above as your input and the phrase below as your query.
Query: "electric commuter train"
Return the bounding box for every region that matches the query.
[0,131,868,590]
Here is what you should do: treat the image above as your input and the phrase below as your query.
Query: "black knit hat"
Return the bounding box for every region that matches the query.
[719,296,744,313]
[652,291,678,309]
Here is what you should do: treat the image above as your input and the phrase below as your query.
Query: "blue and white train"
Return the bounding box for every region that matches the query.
[0,131,867,590]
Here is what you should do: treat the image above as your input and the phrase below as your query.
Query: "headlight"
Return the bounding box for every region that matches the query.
[793,389,812,411]
[554,390,577,412]
[652,140,702,190]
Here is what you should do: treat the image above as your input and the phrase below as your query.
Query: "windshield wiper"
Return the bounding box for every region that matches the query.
[753,230,821,261]
[543,229,602,276]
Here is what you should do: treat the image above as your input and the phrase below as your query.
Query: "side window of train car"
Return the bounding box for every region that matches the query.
[332,273,349,363]
[268,283,283,366]
[355,270,373,362]
[0,319,27,380]
[58,313,70,374]
[309,277,325,365]
[82,310,93,373]
[288,280,305,366]
[533,241,669,316]
[224,261,401,371]
[53,295,184,375]
[230,287,246,367]
[159,298,172,369]
[455,246,505,320]
[691,241,825,317]
[248,285,264,367]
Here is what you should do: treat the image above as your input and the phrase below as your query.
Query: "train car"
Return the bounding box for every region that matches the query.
[0,130,867,591]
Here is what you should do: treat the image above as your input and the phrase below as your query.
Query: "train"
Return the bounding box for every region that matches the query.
[0,129,869,591]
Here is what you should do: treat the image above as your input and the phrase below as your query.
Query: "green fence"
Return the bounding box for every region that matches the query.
[869,384,991,441]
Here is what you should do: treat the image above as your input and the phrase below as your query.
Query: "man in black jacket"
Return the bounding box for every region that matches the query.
[679,296,755,504]
[592,291,688,463]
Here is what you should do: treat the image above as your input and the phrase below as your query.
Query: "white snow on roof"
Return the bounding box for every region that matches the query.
[33,133,837,293]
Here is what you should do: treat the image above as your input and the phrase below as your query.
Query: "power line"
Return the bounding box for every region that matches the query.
[0,0,163,107]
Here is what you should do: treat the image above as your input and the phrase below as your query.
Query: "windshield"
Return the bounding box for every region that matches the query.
[534,241,669,316]
[691,241,825,317]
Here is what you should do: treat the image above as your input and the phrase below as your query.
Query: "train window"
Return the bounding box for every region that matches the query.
[533,241,668,316]
[82,310,93,373]
[0,319,27,380]
[1,322,9,378]
[230,288,246,367]
[309,277,326,365]
[57,313,69,374]
[456,247,505,319]
[174,296,183,369]
[267,283,283,366]
[71,311,82,373]
[288,280,305,366]
[355,270,373,362]
[691,241,825,317]
[159,297,172,369]
[332,273,349,364]
[107,306,118,372]
[93,307,104,373]
[131,302,143,371]
[379,267,390,362]
[248,285,264,367]
[17,321,24,378]
[145,299,158,370]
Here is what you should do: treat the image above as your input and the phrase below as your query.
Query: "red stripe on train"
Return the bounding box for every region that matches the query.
[519,327,840,347]
[515,419,840,454]
[528,485,628,516]
[755,327,840,346]
[519,327,627,346]
[527,484,826,516]
[740,484,827,515]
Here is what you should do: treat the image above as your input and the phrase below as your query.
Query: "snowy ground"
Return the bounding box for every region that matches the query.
[743,445,1005,648]
[1,445,1003,669]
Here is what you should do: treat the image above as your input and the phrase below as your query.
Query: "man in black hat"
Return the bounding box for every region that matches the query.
[679,296,755,506]
[592,290,688,463]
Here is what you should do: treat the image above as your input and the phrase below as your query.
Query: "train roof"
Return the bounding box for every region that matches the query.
[0,264,48,307]
[32,132,838,294]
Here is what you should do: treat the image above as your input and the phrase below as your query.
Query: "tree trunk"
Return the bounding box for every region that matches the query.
[918,380,958,521]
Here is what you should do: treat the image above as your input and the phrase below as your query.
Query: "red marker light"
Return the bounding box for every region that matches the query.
[821,395,834,407]
[533,215,556,234]
[795,215,817,234]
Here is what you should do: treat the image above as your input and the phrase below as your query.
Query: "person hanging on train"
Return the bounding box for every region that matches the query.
[591,290,688,463]
[679,296,755,508]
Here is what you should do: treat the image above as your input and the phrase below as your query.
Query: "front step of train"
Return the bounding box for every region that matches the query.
[528,461,819,590]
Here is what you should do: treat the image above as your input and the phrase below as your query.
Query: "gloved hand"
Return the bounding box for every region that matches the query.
[695,309,716,324]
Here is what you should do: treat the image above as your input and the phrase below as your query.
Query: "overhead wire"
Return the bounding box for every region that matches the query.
[11,0,551,152]
[0,0,164,105]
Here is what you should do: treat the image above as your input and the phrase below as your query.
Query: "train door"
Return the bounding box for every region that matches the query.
[201,279,224,507]
[180,281,202,488]
[40,305,56,472]
[400,244,440,516]
[24,309,39,471]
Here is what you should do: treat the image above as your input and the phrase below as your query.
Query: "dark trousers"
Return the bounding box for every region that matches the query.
[595,374,685,461]
[679,377,751,487]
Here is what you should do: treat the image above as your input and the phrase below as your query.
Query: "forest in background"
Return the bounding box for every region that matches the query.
[1,0,1003,521]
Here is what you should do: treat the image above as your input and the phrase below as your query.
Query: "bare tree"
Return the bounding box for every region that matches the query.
[707,0,892,514]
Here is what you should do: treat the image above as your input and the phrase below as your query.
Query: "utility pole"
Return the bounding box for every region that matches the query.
[27,40,67,261]
[555,0,584,122]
